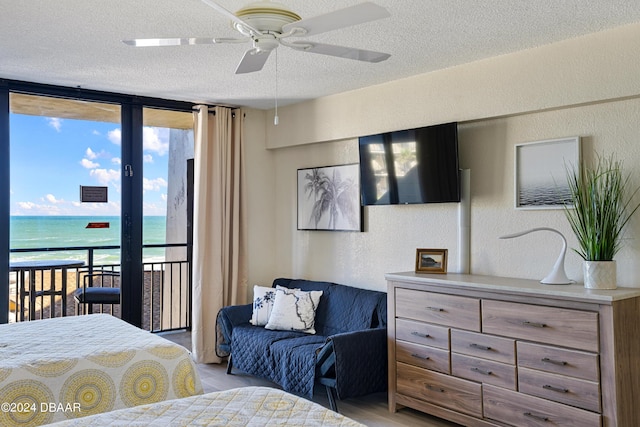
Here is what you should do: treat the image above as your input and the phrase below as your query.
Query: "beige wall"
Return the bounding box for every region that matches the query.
[243,22,640,292]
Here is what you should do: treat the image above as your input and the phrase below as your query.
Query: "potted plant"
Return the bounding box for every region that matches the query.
[565,153,640,289]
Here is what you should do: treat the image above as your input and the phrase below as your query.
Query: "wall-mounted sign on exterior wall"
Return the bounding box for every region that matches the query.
[80,185,108,203]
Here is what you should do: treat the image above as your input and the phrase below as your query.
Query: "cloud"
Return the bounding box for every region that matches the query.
[107,126,169,154]
[13,199,121,216]
[143,154,154,163]
[143,201,167,216]
[80,158,100,169]
[90,168,120,185]
[143,177,168,192]
[143,127,169,156]
[85,147,98,159]
[17,201,36,210]
[14,201,61,215]
[47,117,63,132]
[112,157,121,165]
[108,128,121,145]
[45,194,64,204]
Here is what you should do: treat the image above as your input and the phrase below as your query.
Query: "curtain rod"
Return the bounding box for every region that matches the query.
[192,105,241,111]
[193,106,244,118]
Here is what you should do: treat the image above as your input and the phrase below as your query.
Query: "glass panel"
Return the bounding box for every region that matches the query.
[141,107,194,331]
[367,142,389,201]
[9,93,121,321]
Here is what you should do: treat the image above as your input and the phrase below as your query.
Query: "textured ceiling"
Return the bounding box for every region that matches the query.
[2,0,640,110]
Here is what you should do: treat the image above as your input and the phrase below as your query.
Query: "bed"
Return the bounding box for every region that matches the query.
[46,386,365,426]
[0,314,203,426]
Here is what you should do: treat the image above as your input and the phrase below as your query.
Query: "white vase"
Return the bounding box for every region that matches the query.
[583,260,617,290]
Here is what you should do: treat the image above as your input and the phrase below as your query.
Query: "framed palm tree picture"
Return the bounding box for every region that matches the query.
[297,164,363,231]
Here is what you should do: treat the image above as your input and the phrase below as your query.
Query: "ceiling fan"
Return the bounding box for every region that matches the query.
[123,0,391,74]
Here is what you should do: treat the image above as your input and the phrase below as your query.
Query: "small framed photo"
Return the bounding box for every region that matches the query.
[415,248,448,274]
[515,136,581,209]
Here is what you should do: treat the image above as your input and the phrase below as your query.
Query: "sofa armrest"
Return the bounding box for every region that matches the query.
[319,327,387,399]
[216,303,252,357]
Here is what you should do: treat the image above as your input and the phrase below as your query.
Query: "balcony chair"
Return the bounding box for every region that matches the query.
[73,271,120,315]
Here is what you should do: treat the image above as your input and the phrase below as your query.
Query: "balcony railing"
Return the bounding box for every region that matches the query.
[8,243,191,332]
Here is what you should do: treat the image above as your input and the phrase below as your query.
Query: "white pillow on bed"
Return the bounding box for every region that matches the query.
[265,286,323,334]
[250,285,277,326]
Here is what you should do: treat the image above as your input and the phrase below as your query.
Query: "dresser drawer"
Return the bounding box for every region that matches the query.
[518,342,599,382]
[451,353,516,390]
[396,318,449,350]
[396,340,450,374]
[451,329,515,364]
[483,384,601,427]
[397,361,482,417]
[482,300,599,352]
[396,288,480,331]
[518,367,601,413]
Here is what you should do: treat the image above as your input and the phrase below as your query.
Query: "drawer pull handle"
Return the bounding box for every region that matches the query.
[470,367,492,376]
[411,331,430,338]
[426,306,444,312]
[522,321,547,328]
[541,357,568,366]
[425,384,445,393]
[411,353,430,361]
[543,384,569,393]
[469,343,492,351]
[524,412,549,422]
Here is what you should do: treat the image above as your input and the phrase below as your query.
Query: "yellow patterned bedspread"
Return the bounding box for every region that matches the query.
[46,386,364,426]
[0,314,203,427]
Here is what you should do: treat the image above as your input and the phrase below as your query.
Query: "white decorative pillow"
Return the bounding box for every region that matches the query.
[250,285,277,326]
[265,286,323,334]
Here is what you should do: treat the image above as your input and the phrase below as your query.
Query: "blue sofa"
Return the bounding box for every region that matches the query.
[216,278,387,410]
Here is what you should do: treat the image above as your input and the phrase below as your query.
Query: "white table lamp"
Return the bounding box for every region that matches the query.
[499,227,573,285]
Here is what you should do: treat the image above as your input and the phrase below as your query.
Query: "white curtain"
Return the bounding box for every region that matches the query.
[192,105,247,364]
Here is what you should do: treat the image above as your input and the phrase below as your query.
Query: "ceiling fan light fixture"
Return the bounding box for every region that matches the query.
[234,1,301,33]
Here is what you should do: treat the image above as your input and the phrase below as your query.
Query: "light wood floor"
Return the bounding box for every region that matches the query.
[160,330,459,427]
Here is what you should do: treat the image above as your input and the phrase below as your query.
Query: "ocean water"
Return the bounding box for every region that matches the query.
[10,216,167,264]
[518,184,572,207]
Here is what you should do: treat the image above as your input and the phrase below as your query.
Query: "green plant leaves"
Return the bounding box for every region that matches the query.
[565,154,640,261]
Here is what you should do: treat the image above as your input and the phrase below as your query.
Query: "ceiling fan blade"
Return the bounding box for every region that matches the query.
[122,38,217,47]
[235,48,272,74]
[282,2,390,37]
[122,37,247,47]
[289,41,390,63]
[200,0,263,38]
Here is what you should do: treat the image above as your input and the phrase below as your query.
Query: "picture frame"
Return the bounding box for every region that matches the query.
[515,136,581,210]
[297,163,363,231]
[415,248,448,274]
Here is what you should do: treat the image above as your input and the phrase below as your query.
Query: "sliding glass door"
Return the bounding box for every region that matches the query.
[141,107,194,331]
[8,93,122,322]
[1,81,194,327]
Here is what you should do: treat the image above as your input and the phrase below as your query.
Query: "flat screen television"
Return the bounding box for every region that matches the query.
[359,122,460,205]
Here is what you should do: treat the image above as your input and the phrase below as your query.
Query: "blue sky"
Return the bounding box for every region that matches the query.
[10,114,171,216]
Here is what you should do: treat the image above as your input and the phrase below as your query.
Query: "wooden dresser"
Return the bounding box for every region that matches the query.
[386,272,640,427]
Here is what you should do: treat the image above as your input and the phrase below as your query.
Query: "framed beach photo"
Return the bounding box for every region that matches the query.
[297,164,363,231]
[515,136,581,209]
[415,248,448,274]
